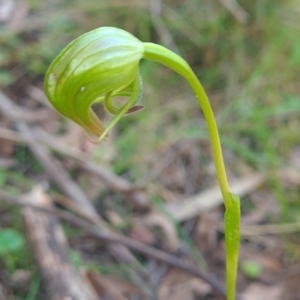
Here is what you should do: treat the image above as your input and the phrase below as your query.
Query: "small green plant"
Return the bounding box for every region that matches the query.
[0,228,25,272]
[0,228,24,256]
[44,27,241,300]
[241,260,262,280]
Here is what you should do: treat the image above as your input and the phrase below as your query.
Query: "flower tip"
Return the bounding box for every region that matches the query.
[98,132,109,143]
[126,105,145,114]
[84,131,108,144]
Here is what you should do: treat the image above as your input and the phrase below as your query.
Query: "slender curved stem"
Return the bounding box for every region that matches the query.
[143,43,230,205]
[143,42,240,300]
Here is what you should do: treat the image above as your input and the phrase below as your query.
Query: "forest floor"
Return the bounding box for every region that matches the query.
[1,1,300,299]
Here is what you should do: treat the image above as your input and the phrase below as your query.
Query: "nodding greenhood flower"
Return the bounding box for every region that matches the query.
[44,27,145,139]
[45,26,241,300]
[44,26,209,142]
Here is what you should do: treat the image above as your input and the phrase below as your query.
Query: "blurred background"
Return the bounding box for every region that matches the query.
[0,0,300,299]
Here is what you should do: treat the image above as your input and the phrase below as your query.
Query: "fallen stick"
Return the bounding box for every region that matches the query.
[0,190,228,298]
[0,117,149,209]
[0,90,100,223]
[166,173,264,222]
[0,90,153,297]
[22,186,96,300]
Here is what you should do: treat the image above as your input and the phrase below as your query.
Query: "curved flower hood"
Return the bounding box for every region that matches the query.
[45,27,144,137]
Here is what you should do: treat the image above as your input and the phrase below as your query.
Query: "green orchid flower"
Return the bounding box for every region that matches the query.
[44,26,240,300]
[44,27,145,138]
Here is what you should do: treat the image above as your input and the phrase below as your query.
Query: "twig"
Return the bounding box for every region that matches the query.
[22,186,97,300]
[33,128,144,198]
[166,173,264,222]
[78,158,149,209]
[0,118,149,209]
[0,190,228,298]
[0,125,90,162]
[0,89,153,297]
[0,90,100,223]
[241,222,300,236]
[0,157,16,168]
[20,122,102,223]
[0,107,50,122]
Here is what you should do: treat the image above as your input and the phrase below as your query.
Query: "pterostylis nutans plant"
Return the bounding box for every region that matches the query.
[44,27,240,300]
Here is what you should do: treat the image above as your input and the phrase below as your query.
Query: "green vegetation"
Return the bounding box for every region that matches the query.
[1,1,300,299]
[0,229,25,272]
[241,260,262,279]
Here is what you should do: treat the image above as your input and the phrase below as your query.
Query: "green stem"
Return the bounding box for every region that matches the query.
[143,43,230,205]
[225,193,240,300]
[143,43,240,300]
